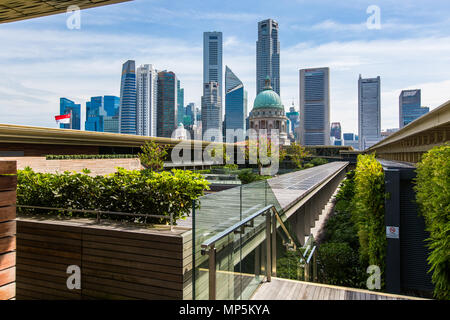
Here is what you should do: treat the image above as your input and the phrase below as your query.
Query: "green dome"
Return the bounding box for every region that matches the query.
[253,88,284,110]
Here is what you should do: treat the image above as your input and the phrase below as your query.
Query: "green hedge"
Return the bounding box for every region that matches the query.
[46,154,138,160]
[17,167,209,225]
[414,144,450,300]
[353,154,386,288]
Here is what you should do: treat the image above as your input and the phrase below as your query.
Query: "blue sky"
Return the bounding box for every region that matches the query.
[1,0,450,134]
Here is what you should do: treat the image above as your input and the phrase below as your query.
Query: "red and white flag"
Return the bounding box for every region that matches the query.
[55,114,71,124]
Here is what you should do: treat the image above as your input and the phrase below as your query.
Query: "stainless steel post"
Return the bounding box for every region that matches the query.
[209,246,216,300]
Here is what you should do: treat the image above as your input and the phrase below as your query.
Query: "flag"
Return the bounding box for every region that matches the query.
[55,114,71,124]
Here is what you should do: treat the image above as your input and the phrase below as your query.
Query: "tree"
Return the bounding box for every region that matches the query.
[284,142,310,169]
[243,137,285,175]
[138,140,168,171]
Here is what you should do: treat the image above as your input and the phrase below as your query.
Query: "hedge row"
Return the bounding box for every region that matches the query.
[17,167,209,224]
[46,154,138,160]
[353,154,386,288]
[414,144,450,300]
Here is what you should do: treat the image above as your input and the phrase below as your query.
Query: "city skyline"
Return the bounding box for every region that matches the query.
[1,0,450,135]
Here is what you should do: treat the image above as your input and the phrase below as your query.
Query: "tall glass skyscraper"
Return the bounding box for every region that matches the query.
[157,71,178,138]
[286,104,300,140]
[224,66,247,142]
[136,64,158,137]
[299,67,330,145]
[358,75,381,150]
[202,81,222,142]
[256,19,280,95]
[399,89,429,128]
[203,32,223,101]
[177,80,185,125]
[59,98,81,130]
[330,122,342,140]
[119,60,137,135]
[85,96,120,133]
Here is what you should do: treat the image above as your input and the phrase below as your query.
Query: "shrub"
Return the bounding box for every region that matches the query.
[353,154,386,287]
[237,169,270,184]
[17,167,209,225]
[277,249,304,280]
[414,144,450,300]
[284,143,311,169]
[309,157,328,166]
[138,140,168,171]
[317,242,366,288]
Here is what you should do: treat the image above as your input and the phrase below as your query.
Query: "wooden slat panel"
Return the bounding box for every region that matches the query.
[19,244,81,260]
[0,266,15,287]
[0,206,15,223]
[0,191,16,207]
[0,282,15,300]
[18,238,81,253]
[0,220,16,238]
[0,161,16,175]
[18,225,82,240]
[0,176,16,191]
[0,236,15,253]
[17,232,81,248]
[0,251,15,270]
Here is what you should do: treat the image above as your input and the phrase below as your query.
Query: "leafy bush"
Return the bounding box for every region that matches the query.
[317,242,366,288]
[277,249,304,280]
[353,154,386,287]
[237,169,271,184]
[414,144,450,300]
[138,140,168,171]
[309,157,328,166]
[17,167,209,225]
[284,143,311,169]
[303,163,314,169]
[46,154,138,160]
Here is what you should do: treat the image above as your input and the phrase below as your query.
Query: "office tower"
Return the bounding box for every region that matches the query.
[185,102,195,126]
[299,67,330,145]
[399,89,429,128]
[201,81,222,142]
[224,66,247,142]
[136,64,158,136]
[358,75,381,150]
[177,80,185,125]
[256,19,280,95]
[85,96,120,133]
[203,32,223,100]
[286,103,300,140]
[119,60,137,135]
[157,71,178,138]
[343,132,359,150]
[59,98,81,130]
[330,122,342,140]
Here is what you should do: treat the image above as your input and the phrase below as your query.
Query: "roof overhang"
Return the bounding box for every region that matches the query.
[0,0,132,24]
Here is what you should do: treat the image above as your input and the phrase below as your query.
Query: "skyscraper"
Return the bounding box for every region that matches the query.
[85,96,120,133]
[201,81,222,142]
[330,122,342,140]
[399,89,429,128]
[177,80,185,125]
[157,71,178,138]
[119,60,137,135]
[136,64,158,136]
[256,19,280,95]
[358,75,381,150]
[286,103,300,140]
[299,67,330,145]
[225,66,247,142]
[203,32,223,100]
[59,98,81,130]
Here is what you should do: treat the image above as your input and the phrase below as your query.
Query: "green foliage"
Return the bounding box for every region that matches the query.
[237,169,271,184]
[317,242,366,288]
[303,163,314,169]
[353,154,386,287]
[138,140,168,171]
[414,144,450,300]
[17,167,209,225]
[277,249,304,280]
[309,157,328,166]
[46,154,137,160]
[284,142,311,169]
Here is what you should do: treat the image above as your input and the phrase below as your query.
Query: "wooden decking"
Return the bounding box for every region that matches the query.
[251,277,425,300]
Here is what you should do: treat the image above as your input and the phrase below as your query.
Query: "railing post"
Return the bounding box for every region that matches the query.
[209,246,216,300]
[265,210,272,282]
[313,250,318,282]
[271,210,277,277]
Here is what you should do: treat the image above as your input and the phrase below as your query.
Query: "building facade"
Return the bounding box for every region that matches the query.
[299,67,330,145]
[119,60,137,135]
[157,71,178,138]
[256,19,280,96]
[225,66,247,142]
[85,96,120,133]
[399,89,429,128]
[286,103,300,141]
[249,77,288,145]
[59,97,81,130]
[203,32,223,101]
[358,75,381,150]
[201,81,222,142]
[330,122,342,140]
[136,64,158,137]
[177,80,185,126]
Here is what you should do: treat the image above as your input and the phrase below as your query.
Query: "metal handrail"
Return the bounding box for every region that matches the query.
[300,234,317,282]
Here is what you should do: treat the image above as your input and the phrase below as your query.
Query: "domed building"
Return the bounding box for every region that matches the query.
[249,77,289,145]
